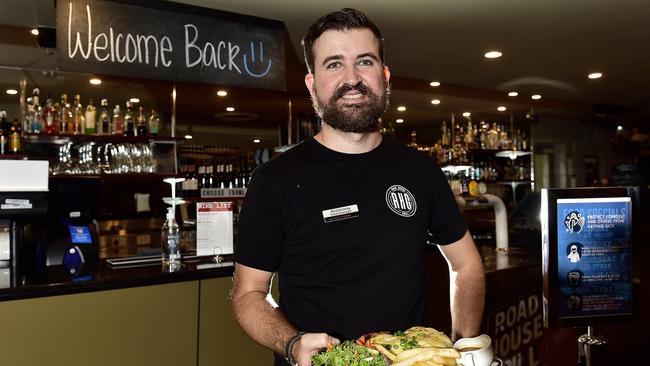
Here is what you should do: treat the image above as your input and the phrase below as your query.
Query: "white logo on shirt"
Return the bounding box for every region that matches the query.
[385,185,417,217]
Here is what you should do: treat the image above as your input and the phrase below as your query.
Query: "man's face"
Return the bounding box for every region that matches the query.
[305,28,390,133]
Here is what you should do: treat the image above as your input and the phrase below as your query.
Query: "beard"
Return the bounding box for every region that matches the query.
[312,80,391,133]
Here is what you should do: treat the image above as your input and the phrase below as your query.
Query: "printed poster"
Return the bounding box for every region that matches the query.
[556,197,632,319]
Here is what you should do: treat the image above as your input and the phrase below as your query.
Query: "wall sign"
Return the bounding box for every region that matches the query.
[56,0,286,90]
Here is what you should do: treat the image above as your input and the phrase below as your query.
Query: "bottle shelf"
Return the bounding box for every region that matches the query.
[23,133,183,145]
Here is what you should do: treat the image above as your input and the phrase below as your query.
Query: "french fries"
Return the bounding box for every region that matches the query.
[368,327,460,366]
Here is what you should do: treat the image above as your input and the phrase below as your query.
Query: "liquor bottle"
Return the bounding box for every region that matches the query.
[123,101,135,137]
[441,121,449,147]
[148,107,160,136]
[136,105,148,137]
[197,165,206,191]
[8,118,22,154]
[465,120,474,149]
[189,165,199,197]
[206,165,214,189]
[31,88,43,133]
[409,131,418,149]
[85,99,97,135]
[0,111,7,154]
[58,94,69,134]
[65,102,74,134]
[98,99,111,135]
[113,105,124,135]
[73,94,85,135]
[44,95,56,135]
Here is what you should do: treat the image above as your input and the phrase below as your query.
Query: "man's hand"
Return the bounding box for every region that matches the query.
[293,333,340,366]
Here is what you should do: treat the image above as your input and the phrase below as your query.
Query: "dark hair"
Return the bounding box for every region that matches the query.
[301,8,385,74]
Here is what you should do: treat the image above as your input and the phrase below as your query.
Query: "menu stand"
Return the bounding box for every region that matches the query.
[577,325,608,366]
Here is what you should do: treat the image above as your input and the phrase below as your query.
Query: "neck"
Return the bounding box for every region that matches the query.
[314,123,382,153]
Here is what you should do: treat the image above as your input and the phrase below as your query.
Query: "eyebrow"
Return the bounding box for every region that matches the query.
[320,52,380,67]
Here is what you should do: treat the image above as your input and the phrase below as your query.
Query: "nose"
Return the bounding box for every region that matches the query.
[343,65,361,85]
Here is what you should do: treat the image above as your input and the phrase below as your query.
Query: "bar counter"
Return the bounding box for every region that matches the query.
[0,255,234,302]
[0,243,543,366]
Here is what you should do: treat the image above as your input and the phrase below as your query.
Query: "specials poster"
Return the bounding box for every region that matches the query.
[556,197,632,319]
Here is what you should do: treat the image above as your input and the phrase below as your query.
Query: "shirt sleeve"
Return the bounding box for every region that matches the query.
[428,164,468,245]
[234,169,284,272]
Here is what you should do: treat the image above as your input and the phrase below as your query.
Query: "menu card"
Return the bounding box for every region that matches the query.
[556,197,632,319]
[196,202,234,257]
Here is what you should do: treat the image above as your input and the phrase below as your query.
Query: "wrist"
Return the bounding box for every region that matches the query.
[284,331,306,366]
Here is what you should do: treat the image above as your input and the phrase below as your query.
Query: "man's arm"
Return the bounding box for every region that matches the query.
[438,230,486,340]
[231,263,339,366]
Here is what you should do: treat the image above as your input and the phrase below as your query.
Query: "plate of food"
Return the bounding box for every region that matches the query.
[312,326,462,366]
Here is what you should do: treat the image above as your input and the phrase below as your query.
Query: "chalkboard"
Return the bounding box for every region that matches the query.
[56,0,286,91]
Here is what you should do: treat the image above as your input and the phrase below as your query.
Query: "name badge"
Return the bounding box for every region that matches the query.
[322,204,360,223]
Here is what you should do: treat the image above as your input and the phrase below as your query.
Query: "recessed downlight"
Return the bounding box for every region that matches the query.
[185,135,193,139]
[30,28,39,36]
[616,125,623,131]
[430,81,441,87]
[531,94,542,100]
[431,99,441,105]
[497,106,507,112]
[89,78,102,85]
[588,72,603,79]
[5,89,18,95]
[397,106,406,112]
[129,97,140,103]
[396,118,404,123]
[253,139,261,143]
[484,50,503,59]
[508,91,518,97]
[462,112,471,117]
[226,107,235,112]
[217,90,228,96]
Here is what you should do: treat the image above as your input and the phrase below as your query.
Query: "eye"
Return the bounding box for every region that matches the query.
[358,59,374,67]
[326,61,341,70]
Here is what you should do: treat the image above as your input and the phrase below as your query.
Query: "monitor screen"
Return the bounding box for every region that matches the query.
[68,225,93,244]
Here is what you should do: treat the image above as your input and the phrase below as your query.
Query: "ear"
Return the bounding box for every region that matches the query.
[383,65,391,83]
[305,73,315,98]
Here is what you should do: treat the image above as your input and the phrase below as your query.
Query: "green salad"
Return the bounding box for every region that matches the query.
[311,340,387,366]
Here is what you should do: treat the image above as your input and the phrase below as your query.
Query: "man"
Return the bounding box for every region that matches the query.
[232,8,485,366]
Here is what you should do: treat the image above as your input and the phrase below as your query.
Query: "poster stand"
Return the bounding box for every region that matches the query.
[577,325,608,366]
[541,187,638,366]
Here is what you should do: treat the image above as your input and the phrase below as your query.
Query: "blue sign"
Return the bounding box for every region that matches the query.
[556,197,632,318]
[69,225,93,244]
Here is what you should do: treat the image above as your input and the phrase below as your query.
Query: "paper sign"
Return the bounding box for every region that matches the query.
[196,202,234,256]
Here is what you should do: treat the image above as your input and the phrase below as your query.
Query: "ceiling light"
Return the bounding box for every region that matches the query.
[253,139,261,143]
[508,91,518,97]
[129,97,140,103]
[30,28,39,36]
[217,90,228,96]
[431,99,441,105]
[89,78,102,85]
[430,81,441,87]
[531,94,542,100]
[397,106,406,112]
[184,135,193,139]
[462,112,471,117]
[484,50,503,59]
[226,107,235,112]
[5,89,18,95]
[497,106,507,112]
[396,119,404,123]
[588,72,603,79]
[616,125,623,131]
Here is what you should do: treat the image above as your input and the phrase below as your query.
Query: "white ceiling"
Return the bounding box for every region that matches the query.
[0,0,648,138]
